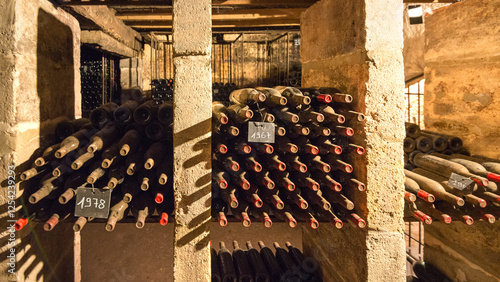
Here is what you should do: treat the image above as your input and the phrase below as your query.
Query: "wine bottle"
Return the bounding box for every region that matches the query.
[294,136,320,155]
[317,105,345,124]
[272,107,299,123]
[55,127,97,158]
[229,88,266,104]
[290,173,319,192]
[220,187,239,209]
[290,205,319,229]
[322,190,354,210]
[307,123,332,138]
[404,169,465,206]
[86,160,106,184]
[34,143,60,167]
[262,154,286,171]
[59,170,88,204]
[227,104,254,123]
[145,121,168,141]
[318,88,353,103]
[421,130,463,152]
[245,241,271,282]
[144,142,167,170]
[212,197,229,227]
[301,189,331,210]
[212,101,230,126]
[258,241,283,281]
[405,176,436,203]
[218,242,238,282]
[415,136,433,153]
[301,155,331,173]
[281,188,309,210]
[297,106,325,123]
[87,122,121,153]
[133,100,158,125]
[211,247,222,282]
[324,154,353,173]
[256,87,288,107]
[250,203,273,228]
[157,101,173,125]
[274,242,302,281]
[213,135,229,154]
[260,188,285,210]
[44,199,75,231]
[414,200,452,224]
[107,163,127,190]
[405,122,421,139]
[298,87,333,104]
[230,137,252,155]
[335,109,365,123]
[312,172,342,192]
[270,171,296,192]
[157,197,174,225]
[130,192,155,229]
[118,129,143,156]
[90,102,118,128]
[252,143,274,155]
[275,136,299,154]
[274,86,311,107]
[105,200,130,231]
[230,201,251,227]
[114,100,139,125]
[29,174,64,204]
[101,142,121,169]
[253,170,275,190]
[125,146,145,175]
[272,205,298,228]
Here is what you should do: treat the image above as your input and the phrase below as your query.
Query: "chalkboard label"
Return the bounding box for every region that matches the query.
[448,173,475,191]
[248,122,275,143]
[74,186,112,219]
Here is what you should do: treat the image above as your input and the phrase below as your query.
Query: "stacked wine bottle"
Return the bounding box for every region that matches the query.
[211,86,367,229]
[212,241,321,282]
[404,123,500,225]
[151,79,174,103]
[15,98,174,232]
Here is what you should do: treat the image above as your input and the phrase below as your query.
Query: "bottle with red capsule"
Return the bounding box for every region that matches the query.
[283,154,308,173]
[44,198,75,231]
[312,172,342,192]
[414,200,452,224]
[271,107,300,123]
[301,189,331,211]
[334,136,365,156]
[274,86,311,108]
[230,171,251,191]
[336,173,366,192]
[318,88,353,104]
[270,171,296,192]
[240,186,264,208]
[333,206,367,229]
[301,155,331,173]
[229,137,252,155]
[251,142,274,155]
[240,153,263,173]
[271,205,298,228]
[298,87,333,105]
[212,197,229,227]
[130,192,155,229]
[230,201,252,227]
[312,136,342,155]
[212,101,230,127]
[296,105,325,123]
[227,104,254,124]
[214,122,240,138]
[293,136,319,155]
[213,165,230,190]
[289,205,319,229]
[149,181,167,204]
[157,194,174,226]
[256,87,288,107]
[289,172,320,192]
[229,88,266,104]
[259,187,285,210]
[324,154,353,173]
[275,136,299,154]
[250,203,273,228]
[405,201,433,225]
[280,187,309,210]
[331,125,355,137]
[336,109,366,123]
[433,202,474,225]
[317,105,346,125]
[214,153,240,173]
[312,206,344,229]
[307,122,332,138]
[212,134,229,155]
[322,190,355,211]
[252,170,276,190]
[262,154,287,171]
[219,186,239,209]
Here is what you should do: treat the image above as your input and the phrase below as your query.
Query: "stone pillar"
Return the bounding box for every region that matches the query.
[424,1,500,281]
[172,0,212,281]
[300,0,406,281]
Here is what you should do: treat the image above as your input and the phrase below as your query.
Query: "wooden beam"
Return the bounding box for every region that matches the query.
[127,18,300,29]
[117,8,304,21]
[58,0,318,6]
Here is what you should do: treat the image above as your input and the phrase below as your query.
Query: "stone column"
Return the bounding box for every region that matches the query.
[300,0,406,281]
[172,0,212,281]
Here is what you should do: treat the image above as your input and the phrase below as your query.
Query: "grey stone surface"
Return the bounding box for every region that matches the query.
[172,0,211,56]
[81,30,134,58]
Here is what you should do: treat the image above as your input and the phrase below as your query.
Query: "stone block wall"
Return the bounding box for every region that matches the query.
[424,0,500,159]
[301,0,406,281]
[0,0,81,281]
[423,1,500,281]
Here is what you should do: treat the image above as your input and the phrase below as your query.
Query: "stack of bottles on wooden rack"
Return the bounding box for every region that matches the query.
[212,241,321,282]
[404,123,500,225]
[151,79,174,102]
[15,98,174,232]
[211,86,367,229]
